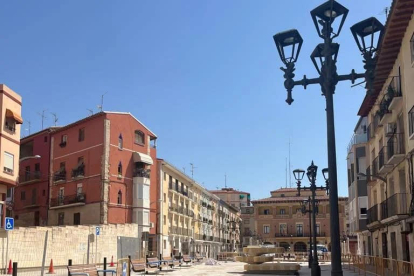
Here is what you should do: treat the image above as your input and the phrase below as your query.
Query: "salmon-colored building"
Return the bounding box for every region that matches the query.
[47,111,157,230]
[14,128,56,226]
[252,188,348,252]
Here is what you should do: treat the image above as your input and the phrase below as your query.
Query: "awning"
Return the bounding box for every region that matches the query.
[6,109,23,124]
[133,152,153,165]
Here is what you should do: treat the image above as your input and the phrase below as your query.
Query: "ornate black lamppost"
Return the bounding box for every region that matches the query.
[274,2,384,275]
[294,161,329,276]
[301,196,313,268]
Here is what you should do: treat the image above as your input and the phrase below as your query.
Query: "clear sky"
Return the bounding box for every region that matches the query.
[1,0,390,200]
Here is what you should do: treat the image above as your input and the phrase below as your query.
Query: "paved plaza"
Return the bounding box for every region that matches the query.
[6,261,362,276]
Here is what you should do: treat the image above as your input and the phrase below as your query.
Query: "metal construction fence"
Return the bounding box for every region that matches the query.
[342,254,414,276]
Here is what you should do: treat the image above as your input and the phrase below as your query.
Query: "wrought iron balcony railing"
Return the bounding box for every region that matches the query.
[367,204,379,224]
[380,193,409,221]
[133,168,151,178]
[51,193,86,207]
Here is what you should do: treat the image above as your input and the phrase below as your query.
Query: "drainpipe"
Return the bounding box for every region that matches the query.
[158,163,164,257]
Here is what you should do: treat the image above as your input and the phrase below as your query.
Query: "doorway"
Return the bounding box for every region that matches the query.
[382,233,388,258]
[391,232,397,260]
[34,211,40,226]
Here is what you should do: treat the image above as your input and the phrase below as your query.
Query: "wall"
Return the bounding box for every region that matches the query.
[0,223,139,269]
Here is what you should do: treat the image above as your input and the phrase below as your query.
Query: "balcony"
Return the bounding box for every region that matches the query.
[347,132,368,153]
[275,214,291,219]
[133,168,151,178]
[386,134,405,165]
[50,193,86,209]
[19,171,41,185]
[274,232,326,238]
[377,148,392,175]
[367,123,375,141]
[385,76,402,111]
[380,193,409,224]
[71,163,85,178]
[258,214,273,219]
[53,170,66,183]
[367,204,381,229]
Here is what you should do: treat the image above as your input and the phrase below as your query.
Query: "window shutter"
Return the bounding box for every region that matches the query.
[4,152,14,170]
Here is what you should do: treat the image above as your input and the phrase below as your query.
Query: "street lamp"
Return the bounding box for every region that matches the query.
[295,161,329,276]
[274,1,384,275]
[301,196,313,268]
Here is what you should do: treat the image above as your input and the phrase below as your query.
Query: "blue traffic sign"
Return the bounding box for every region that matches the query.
[122,262,127,276]
[5,217,14,231]
[96,226,100,236]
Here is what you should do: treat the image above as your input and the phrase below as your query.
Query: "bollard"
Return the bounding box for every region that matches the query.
[103,258,107,276]
[68,260,72,276]
[12,262,17,276]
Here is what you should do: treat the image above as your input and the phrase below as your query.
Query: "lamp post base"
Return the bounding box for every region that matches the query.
[330,270,343,276]
[308,254,312,268]
[311,263,321,276]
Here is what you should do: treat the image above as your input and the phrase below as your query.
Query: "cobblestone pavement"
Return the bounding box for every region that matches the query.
[2,261,361,275]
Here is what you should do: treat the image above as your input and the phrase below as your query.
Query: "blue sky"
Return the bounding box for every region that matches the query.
[1,0,390,199]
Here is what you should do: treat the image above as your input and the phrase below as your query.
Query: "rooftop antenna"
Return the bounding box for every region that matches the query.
[189,163,197,179]
[50,112,58,126]
[26,121,31,135]
[285,157,288,188]
[183,167,186,174]
[87,109,94,116]
[225,173,227,188]
[37,109,47,130]
[98,92,108,112]
[289,138,292,188]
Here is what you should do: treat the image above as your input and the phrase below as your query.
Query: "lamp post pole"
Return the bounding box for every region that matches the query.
[301,196,313,268]
[273,2,385,275]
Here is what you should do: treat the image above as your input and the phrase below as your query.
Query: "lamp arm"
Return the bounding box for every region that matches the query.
[293,76,321,89]
[336,70,365,83]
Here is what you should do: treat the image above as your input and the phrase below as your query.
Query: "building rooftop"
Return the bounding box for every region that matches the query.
[358,0,414,116]
[209,188,250,194]
[252,195,348,204]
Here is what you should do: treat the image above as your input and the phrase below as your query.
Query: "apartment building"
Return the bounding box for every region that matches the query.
[210,187,250,210]
[252,188,347,252]
[240,206,257,247]
[346,117,368,254]
[157,159,241,258]
[0,84,22,228]
[218,200,241,252]
[358,0,414,262]
[14,128,57,226]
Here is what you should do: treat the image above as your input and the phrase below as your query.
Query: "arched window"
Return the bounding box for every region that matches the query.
[118,134,123,149]
[118,162,122,176]
[117,190,122,205]
[134,130,145,145]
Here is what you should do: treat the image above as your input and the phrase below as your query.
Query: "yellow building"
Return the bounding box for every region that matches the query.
[157,159,240,258]
[0,84,23,227]
[357,0,414,262]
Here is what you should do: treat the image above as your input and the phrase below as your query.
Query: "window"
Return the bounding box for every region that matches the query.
[118,162,122,176]
[296,224,303,236]
[58,212,64,225]
[410,33,414,62]
[296,208,301,214]
[60,162,65,169]
[44,136,48,143]
[31,188,37,205]
[6,188,11,198]
[58,187,64,204]
[118,134,123,149]
[77,183,83,195]
[163,172,166,181]
[263,209,270,215]
[60,135,67,147]
[35,163,40,172]
[244,219,250,224]
[360,208,367,216]
[25,165,30,181]
[263,225,270,234]
[135,130,145,145]
[163,240,166,250]
[163,193,166,203]
[42,190,46,196]
[5,117,16,132]
[78,128,85,142]
[78,156,84,164]
[316,224,321,235]
[163,215,166,225]
[4,152,14,174]
[117,190,122,205]
[21,191,26,200]
[74,213,81,225]
[279,224,287,236]
[280,209,286,215]
[409,106,414,137]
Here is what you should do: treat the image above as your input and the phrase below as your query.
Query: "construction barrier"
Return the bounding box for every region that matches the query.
[342,254,414,276]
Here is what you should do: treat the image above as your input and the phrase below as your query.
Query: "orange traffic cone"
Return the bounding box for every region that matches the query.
[110,256,115,267]
[7,260,12,275]
[47,259,55,274]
